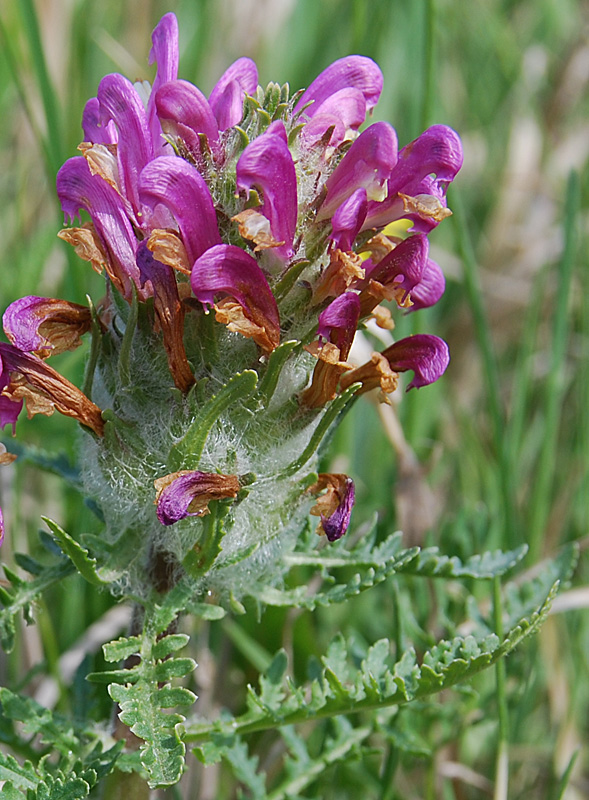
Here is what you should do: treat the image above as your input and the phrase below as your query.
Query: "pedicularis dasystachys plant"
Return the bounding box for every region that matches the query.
[0,13,569,795]
[0,13,459,589]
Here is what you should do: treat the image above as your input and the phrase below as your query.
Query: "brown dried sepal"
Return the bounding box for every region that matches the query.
[312,249,365,305]
[357,232,399,262]
[359,279,413,318]
[398,192,452,223]
[340,351,399,400]
[58,223,109,276]
[370,305,394,330]
[232,209,285,251]
[2,355,104,436]
[147,229,191,275]
[33,299,92,358]
[78,142,120,194]
[0,444,17,466]
[214,298,280,353]
[300,343,353,408]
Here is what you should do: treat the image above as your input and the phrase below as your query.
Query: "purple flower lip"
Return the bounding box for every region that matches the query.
[57,156,141,300]
[154,470,241,526]
[138,156,221,264]
[236,121,297,262]
[97,74,154,219]
[363,125,463,232]
[299,87,367,149]
[358,234,429,316]
[406,258,445,312]
[147,12,179,153]
[309,473,355,542]
[329,188,368,252]
[155,80,220,157]
[317,292,361,360]
[318,121,398,220]
[3,296,92,358]
[341,333,449,396]
[209,57,258,131]
[294,55,383,119]
[191,244,281,353]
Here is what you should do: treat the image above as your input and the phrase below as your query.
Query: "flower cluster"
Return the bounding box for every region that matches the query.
[0,14,461,593]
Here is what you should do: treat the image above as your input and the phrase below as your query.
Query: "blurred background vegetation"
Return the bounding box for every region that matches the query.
[0,0,588,797]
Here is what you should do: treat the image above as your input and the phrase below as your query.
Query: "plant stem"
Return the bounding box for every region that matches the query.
[493,576,509,800]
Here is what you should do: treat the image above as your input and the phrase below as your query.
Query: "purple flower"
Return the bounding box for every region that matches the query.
[97,74,154,219]
[57,156,141,299]
[383,334,450,390]
[294,55,383,119]
[156,80,221,157]
[317,292,361,359]
[138,156,221,263]
[154,470,240,526]
[363,125,463,232]
[299,87,367,149]
[209,57,258,131]
[3,296,92,358]
[329,188,368,252]
[147,12,179,152]
[359,234,429,315]
[191,244,281,353]
[407,258,446,311]
[318,122,398,220]
[308,473,355,541]
[236,121,297,262]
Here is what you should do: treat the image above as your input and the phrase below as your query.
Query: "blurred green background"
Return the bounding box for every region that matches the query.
[0,0,588,797]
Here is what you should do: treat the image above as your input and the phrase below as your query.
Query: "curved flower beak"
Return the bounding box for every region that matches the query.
[358,234,429,316]
[318,122,398,220]
[155,80,220,158]
[294,55,383,118]
[236,121,297,262]
[154,470,240,526]
[209,57,258,131]
[191,244,281,353]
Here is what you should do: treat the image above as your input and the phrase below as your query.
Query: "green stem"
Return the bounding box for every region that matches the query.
[493,576,509,800]
[421,0,437,131]
[452,187,520,546]
[527,171,579,561]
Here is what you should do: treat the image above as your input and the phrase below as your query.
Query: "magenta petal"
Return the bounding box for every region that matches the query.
[323,477,355,541]
[209,57,258,131]
[156,80,220,153]
[407,258,445,311]
[294,55,383,117]
[236,122,297,261]
[82,98,118,144]
[138,156,221,263]
[329,188,367,251]
[57,156,140,294]
[4,297,53,352]
[97,74,154,216]
[191,244,280,347]
[319,122,398,219]
[383,334,449,390]
[317,292,360,356]
[365,234,429,300]
[147,12,179,152]
[301,87,367,148]
[388,125,463,196]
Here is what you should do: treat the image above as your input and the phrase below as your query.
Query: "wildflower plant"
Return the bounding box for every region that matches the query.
[0,13,575,797]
